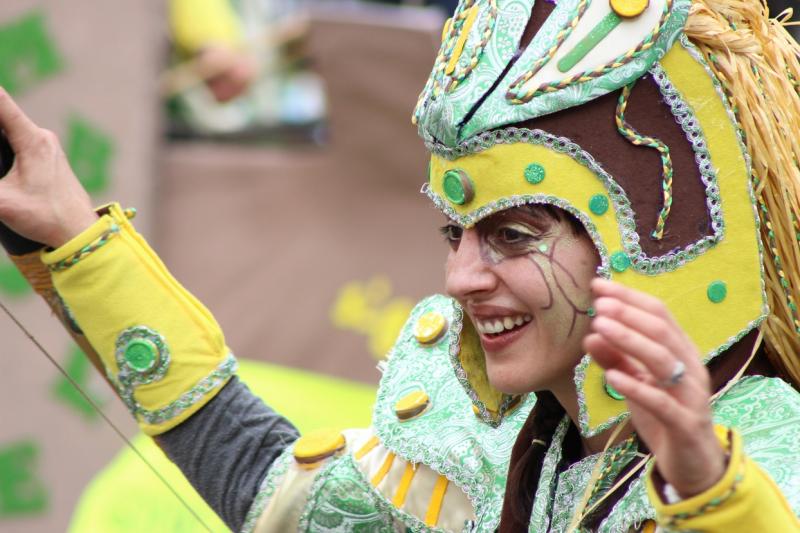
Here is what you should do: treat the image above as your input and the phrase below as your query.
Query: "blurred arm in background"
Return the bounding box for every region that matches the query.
[168,0,258,102]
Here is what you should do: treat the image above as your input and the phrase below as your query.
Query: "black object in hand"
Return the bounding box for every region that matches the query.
[0,130,45,254]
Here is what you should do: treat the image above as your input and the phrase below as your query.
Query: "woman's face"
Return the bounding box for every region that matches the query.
[443,206,600,394]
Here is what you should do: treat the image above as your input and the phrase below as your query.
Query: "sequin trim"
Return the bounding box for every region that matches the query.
[241,445,296,533]
[447,299,535,429]
[425,186,612,280]
[110,352,237,425]
[114,326,171,386]
[424,123,722,275]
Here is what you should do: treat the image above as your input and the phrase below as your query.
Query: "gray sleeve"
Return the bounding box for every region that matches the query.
[155,376,300,532]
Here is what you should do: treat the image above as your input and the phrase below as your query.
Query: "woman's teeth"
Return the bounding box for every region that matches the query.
[476,315,532,335]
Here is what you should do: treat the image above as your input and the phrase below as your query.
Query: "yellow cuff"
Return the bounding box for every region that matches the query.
[647,426,800,531]
[43,203,236,435]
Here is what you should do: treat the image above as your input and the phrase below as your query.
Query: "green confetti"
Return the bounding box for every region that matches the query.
[0,11,63,95]
[0,258,30,297]
[0,440,49,517]
[51,345,106,421]
[66,116,114,195]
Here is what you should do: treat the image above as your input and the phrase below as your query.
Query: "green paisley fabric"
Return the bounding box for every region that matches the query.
[416,0,533,147]
[416,0,691,146]
[299,456,397,532]
[373,295,535,531]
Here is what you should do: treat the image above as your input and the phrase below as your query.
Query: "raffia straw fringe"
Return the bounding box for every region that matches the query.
[686,0,800,388]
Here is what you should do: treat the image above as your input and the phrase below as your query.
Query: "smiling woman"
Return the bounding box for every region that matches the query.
[0,0,799,532]
[443,206,598,396]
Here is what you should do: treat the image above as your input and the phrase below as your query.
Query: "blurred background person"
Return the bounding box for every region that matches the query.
[164,0,327,141]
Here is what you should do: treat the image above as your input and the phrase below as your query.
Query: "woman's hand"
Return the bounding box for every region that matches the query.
[196,45,258,103]
[583,278,726,499]
[0,89,98,249]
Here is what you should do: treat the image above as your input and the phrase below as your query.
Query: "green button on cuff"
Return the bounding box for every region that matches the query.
[124,339,159,372]
[524,163,546,184]
[707,280,727,303]
[610,251,631,273]
[114,326,170,385]
[589,194,609,215]
[442,169,474,205]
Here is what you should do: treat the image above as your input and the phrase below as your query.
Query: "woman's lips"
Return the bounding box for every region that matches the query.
[478,320,531,353]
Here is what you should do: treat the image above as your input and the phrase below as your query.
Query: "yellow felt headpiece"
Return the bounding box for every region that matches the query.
[416,0,800,436]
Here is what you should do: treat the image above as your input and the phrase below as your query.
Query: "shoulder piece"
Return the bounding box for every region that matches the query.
[711,375,800,515]
[373,294,535,531]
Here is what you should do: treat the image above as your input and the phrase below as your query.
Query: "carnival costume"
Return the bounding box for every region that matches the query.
[5,0,800,531]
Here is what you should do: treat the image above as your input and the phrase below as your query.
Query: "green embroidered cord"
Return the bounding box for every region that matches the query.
[448,0,498,92]
[615,83,674,240]
[505,0,590,101]
[586,434,638,508]
[509,0,673,103]
[48,224,120,272]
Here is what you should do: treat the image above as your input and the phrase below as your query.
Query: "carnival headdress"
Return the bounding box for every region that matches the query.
[415,0,800,436]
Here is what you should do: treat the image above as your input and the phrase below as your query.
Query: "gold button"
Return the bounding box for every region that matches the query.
[414,312,448,344]
[293,429,346,468]
[395,391,430,421]
[610,0,649,18]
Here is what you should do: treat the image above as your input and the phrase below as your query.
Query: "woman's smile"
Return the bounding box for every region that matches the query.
[469,303,533,353]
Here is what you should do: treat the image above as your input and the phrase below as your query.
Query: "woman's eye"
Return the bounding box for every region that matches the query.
[439,224,463,244]
[498,227,532,243]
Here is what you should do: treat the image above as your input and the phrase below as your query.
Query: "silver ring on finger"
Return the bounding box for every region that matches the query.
[658,360,686,388]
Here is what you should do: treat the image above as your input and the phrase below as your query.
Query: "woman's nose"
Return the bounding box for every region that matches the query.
[445,228,498,299]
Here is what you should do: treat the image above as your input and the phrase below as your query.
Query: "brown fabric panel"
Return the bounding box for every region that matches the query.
[519,75,711,256]
[519,0,556,50]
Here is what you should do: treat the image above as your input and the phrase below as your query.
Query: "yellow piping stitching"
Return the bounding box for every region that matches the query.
[391,462,417,508]
[354,435,380,460]
[424,474,450,526]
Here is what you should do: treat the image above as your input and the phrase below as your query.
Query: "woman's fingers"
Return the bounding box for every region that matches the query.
[591,278,690,345]
[583,332,647,377]
[593,296,682,352]
[591,315,681,382]
[0,88,40,150]
[591,279,706,374]
[605,369,689,427]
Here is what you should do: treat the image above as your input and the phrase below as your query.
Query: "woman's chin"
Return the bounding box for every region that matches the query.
[486,367,541,395]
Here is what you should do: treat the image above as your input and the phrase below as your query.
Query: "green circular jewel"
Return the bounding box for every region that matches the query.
[124,339,159,372]
[707,280,727,303]
[442,169,474,205]
[610,251,631,273]
[587,306,596,317]
[589,194,609,216]
[524,163,546,184]
[604,376,625,401]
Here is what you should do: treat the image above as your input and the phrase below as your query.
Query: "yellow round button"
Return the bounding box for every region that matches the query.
[414,312,448,344]
[293,429,346,467]
[610,0,649,18]
[395,390,430,421]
